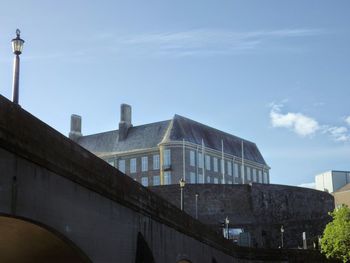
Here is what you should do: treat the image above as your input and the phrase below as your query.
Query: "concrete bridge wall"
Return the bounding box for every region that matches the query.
[0,95,330,262]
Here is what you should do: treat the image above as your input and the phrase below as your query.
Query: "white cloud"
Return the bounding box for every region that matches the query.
[269,103,350,142]
[324,126,350,142]
[297,182,315,189]
[96,28,323,57]
[270,104,319,137]
[345,116,350,126]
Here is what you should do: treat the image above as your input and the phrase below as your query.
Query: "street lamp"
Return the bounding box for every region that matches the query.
[195,193,199,219]
[179,178,186,211]
[280,225,284,248]
[225,216,230,239]
[11,29,25,105]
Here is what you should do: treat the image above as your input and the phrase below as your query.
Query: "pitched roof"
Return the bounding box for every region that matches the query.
[77,120,171,155]
[77,115,267,165]
[168,115,266,165]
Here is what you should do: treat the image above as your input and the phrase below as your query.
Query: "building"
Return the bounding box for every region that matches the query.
[315,170,350,193]
[69,104,270,187]
[333,183,350,207]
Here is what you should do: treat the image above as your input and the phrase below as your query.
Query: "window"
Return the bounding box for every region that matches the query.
[227,180,232,184]
[207,176,211,183]
[227,161,232,176]
[234,163,239,178]
[153,154,160,170]
[118,160,125,173]
[141,177,148,186]
[221,159,225,174]
[247,167,251,181]
[263,172,268,184]
[252,168,257,182]
[190,172,196,184]
[190,150,195,166]
[163,149,171,166]
[214,178,219,184]
[198,174,204,184]
[141,156,148,172]
[107,159,115,167]
[198,153,203,168]
[153,175,160,186]
[258,170,262,183]
[213,157,218,172]
[205,155,211,170]
[130,158,137,173]
[164,171,171,185]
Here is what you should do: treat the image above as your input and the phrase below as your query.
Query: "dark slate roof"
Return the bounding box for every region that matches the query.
[77,120,171,155]
[77,114,266,165]
[168,115,267,165]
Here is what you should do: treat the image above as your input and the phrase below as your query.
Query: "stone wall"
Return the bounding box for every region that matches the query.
[150,183,334,249]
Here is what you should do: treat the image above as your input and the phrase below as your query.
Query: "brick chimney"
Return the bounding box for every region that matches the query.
[119,104,132,141]
[69,114,82,141]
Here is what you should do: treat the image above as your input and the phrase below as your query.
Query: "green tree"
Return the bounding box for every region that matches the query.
[320,205,350,262]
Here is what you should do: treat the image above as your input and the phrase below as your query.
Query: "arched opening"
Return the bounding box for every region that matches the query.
[135,232,155,263]
[0,215,91,262]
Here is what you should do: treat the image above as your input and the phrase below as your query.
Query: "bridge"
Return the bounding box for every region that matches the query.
[0,95,327,262]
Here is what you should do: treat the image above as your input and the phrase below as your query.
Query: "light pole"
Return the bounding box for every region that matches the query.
[280,225,284,248]
[225,216,230,239]
[11,29,25,105]
[195,193,199,219]
[179,178,186,211]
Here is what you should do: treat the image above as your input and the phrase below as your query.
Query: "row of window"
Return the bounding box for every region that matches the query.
[187,171,268,184]
[189,150,267,180]
[139,172,172,187]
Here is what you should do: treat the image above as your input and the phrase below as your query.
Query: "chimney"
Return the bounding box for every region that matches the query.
[69,114,82,141]
[119,104,132,141]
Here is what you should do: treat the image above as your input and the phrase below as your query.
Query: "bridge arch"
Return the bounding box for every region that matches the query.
[0,214,91,263]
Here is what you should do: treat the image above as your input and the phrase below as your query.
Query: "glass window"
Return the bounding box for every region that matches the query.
[234,163,239,177]
[141,156,148,172]
[227,180,232,184]
[252,168,257,182]
[221,159,225,174]
[141,177,148,186]
[130,158,137,173]
[198,153,203,168]
[190,172,196,184]
[207,176,211,183]
[153,175,160,186]
[263,172,268,184]
[214,178,219,184]
[190,150,195,166]
[227,161,232,176]
[107,159,115,167]
[205,155,211,170]
[118,159,125,173]
[164,171,171,185]
[247,167,251,181]
[163,149,171,166]
[198,174,204,184]
[213,157,218,172]
[153,154,160,170]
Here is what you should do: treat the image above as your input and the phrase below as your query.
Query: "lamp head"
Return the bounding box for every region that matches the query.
[11,29,25,55]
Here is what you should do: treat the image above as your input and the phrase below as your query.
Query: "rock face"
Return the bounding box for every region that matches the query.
[150,183,334,248]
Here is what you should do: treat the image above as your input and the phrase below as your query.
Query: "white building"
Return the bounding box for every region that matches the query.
[315,170,350,193]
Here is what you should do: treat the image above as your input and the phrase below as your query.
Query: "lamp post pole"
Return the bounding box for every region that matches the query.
[11,29,25,105]
[225,217,230,239]
[195,193,199,219]
[179,178,185,211]
[280,225,284,248]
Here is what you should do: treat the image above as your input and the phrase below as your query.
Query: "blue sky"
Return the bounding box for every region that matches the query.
[0,1,349,187]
